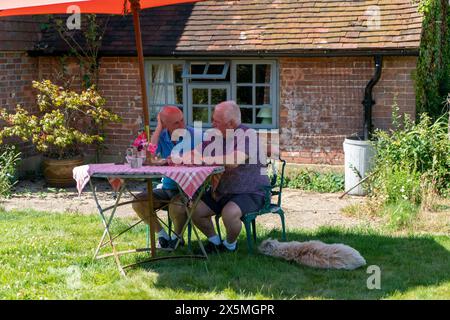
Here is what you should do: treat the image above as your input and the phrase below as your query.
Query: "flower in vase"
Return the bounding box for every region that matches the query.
[147,143,158,156]
[132,132,148,152]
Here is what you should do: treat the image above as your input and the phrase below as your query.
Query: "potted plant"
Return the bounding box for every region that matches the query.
[0,80,120,187]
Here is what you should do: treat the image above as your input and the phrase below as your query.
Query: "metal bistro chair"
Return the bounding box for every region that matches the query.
[215,158,287,253]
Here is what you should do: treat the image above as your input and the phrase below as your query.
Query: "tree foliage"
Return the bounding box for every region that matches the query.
[415,0,450,119]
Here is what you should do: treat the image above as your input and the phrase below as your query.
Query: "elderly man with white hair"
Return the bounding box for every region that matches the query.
[174,101,270,253]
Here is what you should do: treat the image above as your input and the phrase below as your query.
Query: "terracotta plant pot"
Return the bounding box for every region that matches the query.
[43,156,84,187]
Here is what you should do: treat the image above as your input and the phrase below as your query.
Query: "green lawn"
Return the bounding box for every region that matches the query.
[1,208,450,300]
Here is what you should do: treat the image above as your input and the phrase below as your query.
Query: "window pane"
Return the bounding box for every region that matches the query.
[192,88,208,105]
[193,107,209,123]
[240,108,253,124]
[256,64,271,83]
[152,64,168,83]
[236,64,253,83]
[176,86,183,104]
[173,64,183,83]
[211,88,227,105]
[256,108,272,124]
[237,86,253,105]
[256,86,270,105]
[151,65,160,83]
[207,64,225,75]
[167,86,176,105]
[150,106,163,122]
[191,63,206,75]
[150,85,166,105]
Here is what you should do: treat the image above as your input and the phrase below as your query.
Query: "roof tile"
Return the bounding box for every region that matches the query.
[38,0,422,55]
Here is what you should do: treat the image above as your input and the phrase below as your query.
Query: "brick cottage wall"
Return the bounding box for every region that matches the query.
[31,55,417,165]
[97,57,142,161]
[279,56,417,165]
[0,17,45,160]
[0,52,40,158]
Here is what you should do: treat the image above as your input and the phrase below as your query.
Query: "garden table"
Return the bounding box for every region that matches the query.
[73,163,224,276]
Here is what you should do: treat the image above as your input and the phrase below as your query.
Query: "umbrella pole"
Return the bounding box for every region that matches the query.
[131,0,156,258]
[131,0,150,131]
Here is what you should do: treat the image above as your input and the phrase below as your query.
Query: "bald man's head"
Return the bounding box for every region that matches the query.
[159,106,185,134]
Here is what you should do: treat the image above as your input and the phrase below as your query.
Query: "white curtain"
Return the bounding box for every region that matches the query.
[167,64,176,105]
[151,64,176,105]
[151,64,166,106]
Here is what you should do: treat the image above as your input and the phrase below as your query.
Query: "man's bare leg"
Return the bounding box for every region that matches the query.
[221,201,242,244]
[192,200,216,238]
[168,195,187,236]
[131,194,163,232]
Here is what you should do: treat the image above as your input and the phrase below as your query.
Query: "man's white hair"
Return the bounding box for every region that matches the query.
[216,100,241,124]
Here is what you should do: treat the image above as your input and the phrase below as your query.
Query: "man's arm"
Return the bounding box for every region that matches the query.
[150,113,163,146]
[169,149,247,167]
[202,151,248,168]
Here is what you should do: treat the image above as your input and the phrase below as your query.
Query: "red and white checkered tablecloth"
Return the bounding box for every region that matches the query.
[73,164,223,199]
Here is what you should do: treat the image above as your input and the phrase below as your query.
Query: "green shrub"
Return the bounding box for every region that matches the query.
[0,145,21,198]
[368,106,450,228]
[0,80,121,160]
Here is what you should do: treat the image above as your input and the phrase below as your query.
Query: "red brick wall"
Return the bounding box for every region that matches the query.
[97,57,142,160]
[0,51,40,157]
[279,56,417,165]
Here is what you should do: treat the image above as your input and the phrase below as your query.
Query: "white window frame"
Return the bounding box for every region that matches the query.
[145,60,186,126]
[188,83,231,126]
[231,60,278,129]
[182,61,230,80]
[145,59,279,129]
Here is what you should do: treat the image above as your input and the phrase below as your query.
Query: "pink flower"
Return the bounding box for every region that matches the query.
[147,143,158,156]
[132,132,148,152]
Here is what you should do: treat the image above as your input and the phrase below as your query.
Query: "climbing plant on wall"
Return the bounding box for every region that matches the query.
[40,14,109,89]
[415,0,450,120]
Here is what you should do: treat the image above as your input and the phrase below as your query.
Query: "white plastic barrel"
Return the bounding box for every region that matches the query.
[343,138,375,196]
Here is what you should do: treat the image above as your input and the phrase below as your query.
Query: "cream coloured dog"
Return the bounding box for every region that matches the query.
[258,239,366,270]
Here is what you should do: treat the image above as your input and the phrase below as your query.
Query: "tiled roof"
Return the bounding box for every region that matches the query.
[0,16,45,51]
[37,0,423,56]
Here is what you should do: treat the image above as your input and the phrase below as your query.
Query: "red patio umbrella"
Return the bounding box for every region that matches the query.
[0,0,202,137]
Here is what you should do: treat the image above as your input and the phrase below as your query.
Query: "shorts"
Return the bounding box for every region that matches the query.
[201,189,265,216]
[153,188,179,207]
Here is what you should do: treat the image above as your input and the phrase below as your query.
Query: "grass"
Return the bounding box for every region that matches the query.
[1,208,450,300]
[342,196,450,234]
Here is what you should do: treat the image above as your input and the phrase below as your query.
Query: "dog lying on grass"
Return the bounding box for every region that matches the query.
[258,239,366,270]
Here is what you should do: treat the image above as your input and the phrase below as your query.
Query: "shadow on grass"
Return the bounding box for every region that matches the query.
[132,228,450,299]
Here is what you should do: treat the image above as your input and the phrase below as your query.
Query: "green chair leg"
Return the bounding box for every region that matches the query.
[278,209,287,241]
[251,219,257,244]
[187,222,192,251]
[168,214,172,238]
[243,220,253,254]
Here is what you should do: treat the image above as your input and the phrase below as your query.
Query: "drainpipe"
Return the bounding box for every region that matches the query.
[362,55,383,140]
